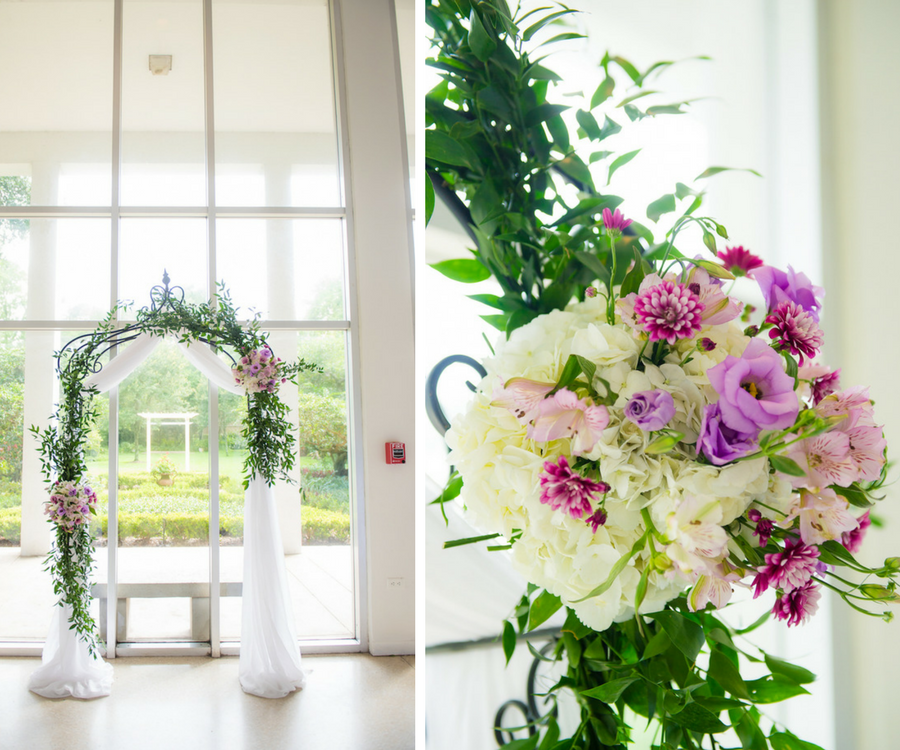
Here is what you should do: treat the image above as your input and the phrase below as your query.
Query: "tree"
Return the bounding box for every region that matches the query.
[296,392,348,475]
[0,343,25,481]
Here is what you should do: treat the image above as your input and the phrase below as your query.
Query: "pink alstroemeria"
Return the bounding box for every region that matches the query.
[665,495,728,578]
[795,488,859,546]
[528,388,610,455]
[785,431,858,489]
[492,377,554,424]
[815,386,876,426]
[842,423,887,482]
[688,560,745,612]
[686,267,743,326]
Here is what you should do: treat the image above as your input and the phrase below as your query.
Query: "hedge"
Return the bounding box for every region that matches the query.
[301,506,350,544]
[0,507,19,544]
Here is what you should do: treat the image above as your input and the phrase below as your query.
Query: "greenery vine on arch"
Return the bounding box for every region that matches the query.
[30,274,321,654]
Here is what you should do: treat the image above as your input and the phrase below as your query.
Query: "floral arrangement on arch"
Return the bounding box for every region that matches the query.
[449,208,893,634]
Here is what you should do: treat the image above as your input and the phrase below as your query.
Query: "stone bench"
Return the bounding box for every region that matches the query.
[91,582,243,642]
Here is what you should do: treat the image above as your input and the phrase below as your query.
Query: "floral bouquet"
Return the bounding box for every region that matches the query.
[232,346,286,394]
[44,480,98,533]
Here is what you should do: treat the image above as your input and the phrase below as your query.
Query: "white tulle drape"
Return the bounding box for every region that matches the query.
[27,604,114,699]
[239,477,306,697]
[32,332,304,699]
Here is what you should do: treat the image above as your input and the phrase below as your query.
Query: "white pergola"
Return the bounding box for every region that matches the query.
[138,412,199,472]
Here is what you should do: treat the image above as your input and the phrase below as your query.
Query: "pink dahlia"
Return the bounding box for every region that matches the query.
[602,207,632,233]
[752,537,820,597]
[632,281,705,345]
[539,455,609,520]
[717,245,764,277]
[772,580,821,626]
[765,300,823,365]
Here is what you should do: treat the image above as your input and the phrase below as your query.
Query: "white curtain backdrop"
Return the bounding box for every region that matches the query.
[32,332,305,699]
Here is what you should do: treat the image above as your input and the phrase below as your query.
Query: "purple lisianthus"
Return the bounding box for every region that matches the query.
[707,338,800,434]
[624,390,676,431]
[754,265,824,322]
[697,403,758,465]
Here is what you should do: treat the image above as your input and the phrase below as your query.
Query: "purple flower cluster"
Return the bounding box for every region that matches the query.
[44,480,97,533]
[232,346,286,394]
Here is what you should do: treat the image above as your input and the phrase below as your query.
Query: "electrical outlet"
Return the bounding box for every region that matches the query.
[387,578,403,590]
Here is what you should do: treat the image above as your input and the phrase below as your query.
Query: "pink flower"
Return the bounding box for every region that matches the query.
[585,507,609,533]
[815,386,875,425]
[785,431,858,489]
[717,245,764,277]
[796,488,859,545]
[841,423,886,482]
[633,281,705,344]
[772,580,821,626]
[798,363,841,405]
[602,207,632,233]
[686,268,743,325]
[842,510,871,554]
[492,377,554,424]
[752,538,820,597]
[527,389,610,455]
[747,508,774,546]
[765,300,823,365]
[539,455,609,520]
[688,560,745,611]
[699,337,717,352]
[585,286,597,298]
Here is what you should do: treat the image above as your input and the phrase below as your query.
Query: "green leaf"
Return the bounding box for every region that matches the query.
[646,104,686,116]
[556,153,594,188]
[708,649,750,699]
[833,483,874,508]
[538,717,560,750]
[481,314,508,332]
[502,619,517,665]
[746,676,810,704]
[588,150,613,164]
[524,103,569,128]
[576,109,602,140]
[590,76,615,109]
[496,736,539,750]
[528,590,563,631]
[425,129,480,171]
[764,654,815,685]
[669,702,728,734]
[641,628,671,660]
[546,114,570,153]
[597,115,622,141]
[769,454,806,478]
[695,165,763,180]
[607,149,641,184]
[647,193,677,223]
[769,731,826,750]
[430,258,491,283]
[735,711,769,750]
[611,55,641,83]
[443,532,501,549]
[818,539,862,567]
[522,8,576,41]
[467,9,497,62]
[572,539,643,602]
[553,195,623,227]
[575,251,610,285]
[425,173,435,226]
[645,432,683,454]
[619,249,647,297]
[647,611,705,662]
[430,472,462,505]
[580,675,640,703]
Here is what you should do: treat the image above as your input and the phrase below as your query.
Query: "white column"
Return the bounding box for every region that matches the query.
[338,0,415,655]
[265,163,303,554]
[20,162,60,556]
[145,417,151,472]
[184,416,191,472]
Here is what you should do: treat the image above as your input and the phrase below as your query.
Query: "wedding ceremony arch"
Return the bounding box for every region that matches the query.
[27,273,320,700]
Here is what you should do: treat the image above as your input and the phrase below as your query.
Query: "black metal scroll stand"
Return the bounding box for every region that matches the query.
[58,271,239,373]
[426,355,559,747]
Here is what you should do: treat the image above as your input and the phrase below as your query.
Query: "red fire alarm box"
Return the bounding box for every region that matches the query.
[385,442,406,464]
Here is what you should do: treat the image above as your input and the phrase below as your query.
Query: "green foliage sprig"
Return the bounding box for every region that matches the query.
[30,283,321,651]
[426,0,752,336]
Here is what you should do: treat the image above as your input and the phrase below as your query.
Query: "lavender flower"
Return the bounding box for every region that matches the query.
[755,265,824,321]
[539,456,609,520]
[765,300,823,365]
[624,390,676,431]
[772,580,821,626]
[632,281,705,345]
[707,338,799,433]
[697,403,758,466]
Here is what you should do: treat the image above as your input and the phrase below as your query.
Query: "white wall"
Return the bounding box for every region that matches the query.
[818,2,900,748]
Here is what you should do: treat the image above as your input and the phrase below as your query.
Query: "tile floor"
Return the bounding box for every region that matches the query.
[0,653,415,750]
